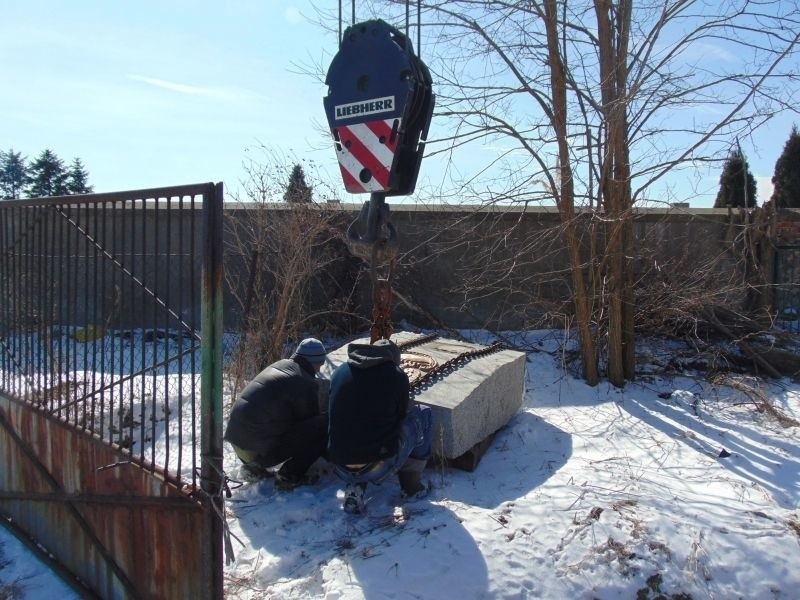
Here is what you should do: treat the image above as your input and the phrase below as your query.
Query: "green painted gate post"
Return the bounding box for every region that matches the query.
[201,182,225,599]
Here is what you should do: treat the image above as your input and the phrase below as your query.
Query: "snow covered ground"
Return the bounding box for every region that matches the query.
[2,329,799,599]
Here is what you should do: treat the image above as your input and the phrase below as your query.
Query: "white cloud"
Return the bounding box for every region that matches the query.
[127,74,224,98]
[756,174,774,204]
[285,6,302,25]
[687,42,738,63]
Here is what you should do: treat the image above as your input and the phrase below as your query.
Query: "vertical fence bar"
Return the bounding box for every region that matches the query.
[45,206,53,410]
[82,202,90,428]
[57,205,65,413]
[69,204,76,423]
[7,207,13,396]
[136,199,143,460]
[201,182,224,600]
[12,207,19,397]
[33,206,40,399]
[24,206,31,395]
[116,201,123,445]
[9,206,13,393]
[70,206,78,423]
[90,203,98,431]
[109,201,117,444]
[3,208,9,389]
[99,201,107,440]
[35,206,45,404]
[191,193,198,487]
[164,195,172,475]
[18,207,25,398]
[24,207,32,395]
[6,208,12,390]
[151,198,158,466]
[1,207,7,388]
[129,197,136,450]
[177,194,185,480]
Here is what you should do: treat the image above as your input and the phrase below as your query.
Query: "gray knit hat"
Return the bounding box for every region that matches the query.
[292,338,327,366]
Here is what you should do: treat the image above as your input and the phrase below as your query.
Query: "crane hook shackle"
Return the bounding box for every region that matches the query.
[345,193,398,265]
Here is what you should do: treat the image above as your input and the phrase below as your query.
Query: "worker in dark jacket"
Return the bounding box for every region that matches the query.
[224,338,328,490]
[328,338,432,513]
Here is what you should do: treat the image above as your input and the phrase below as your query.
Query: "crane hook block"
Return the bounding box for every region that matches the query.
[324,19,434,196]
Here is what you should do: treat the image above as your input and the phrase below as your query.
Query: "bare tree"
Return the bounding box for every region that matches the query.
[224,147,360,393]
[335,0,799,386]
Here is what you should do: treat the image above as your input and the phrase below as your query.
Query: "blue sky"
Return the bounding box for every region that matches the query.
[1,0,340,196]
[1,0,796,207]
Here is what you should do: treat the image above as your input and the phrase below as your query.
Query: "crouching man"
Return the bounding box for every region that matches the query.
[224,338,328,490]
[328,338,432,513]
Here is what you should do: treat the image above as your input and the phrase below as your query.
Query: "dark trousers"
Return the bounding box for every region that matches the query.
[332,404,432,486]
[269,414,328,478]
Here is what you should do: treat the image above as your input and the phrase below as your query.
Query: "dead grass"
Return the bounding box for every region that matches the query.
[711,374,800,428]
[0,580,26,600]
[789,519,800,538]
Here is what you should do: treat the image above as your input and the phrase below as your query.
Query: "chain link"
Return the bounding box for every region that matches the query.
[396,334,506,396]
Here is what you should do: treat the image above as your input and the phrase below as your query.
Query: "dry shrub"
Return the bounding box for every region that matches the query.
[224,148,361,396]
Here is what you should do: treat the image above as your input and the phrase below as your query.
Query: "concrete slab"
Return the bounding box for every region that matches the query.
[324,331,526,467]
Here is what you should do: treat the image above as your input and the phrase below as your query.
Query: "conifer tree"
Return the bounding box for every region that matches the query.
[66,157,93,194]
[283,164,313,203]
[714,147,758,208]
[771,125,800,208]
[0,148,28,200]
[26,149,68,197]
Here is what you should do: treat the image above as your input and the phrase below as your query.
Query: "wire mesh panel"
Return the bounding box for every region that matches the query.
[0,185,216,489]
[775,245,800,333]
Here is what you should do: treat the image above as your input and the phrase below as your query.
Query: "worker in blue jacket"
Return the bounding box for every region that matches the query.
[328,338,432,512]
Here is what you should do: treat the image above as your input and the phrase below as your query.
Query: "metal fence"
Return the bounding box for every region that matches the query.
[775,245,800,333]
[0,186,215,485]
[0,183,224,599]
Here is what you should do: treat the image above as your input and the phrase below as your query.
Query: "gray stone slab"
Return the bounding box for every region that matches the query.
[324,331,526,462]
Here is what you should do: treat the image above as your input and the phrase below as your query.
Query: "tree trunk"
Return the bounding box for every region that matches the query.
[545,0,599,385]
[595,0,634,387]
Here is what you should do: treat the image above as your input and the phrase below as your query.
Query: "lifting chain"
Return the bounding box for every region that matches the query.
[395,334,506,397]
[344,194,399,344]
[369,246,395,343]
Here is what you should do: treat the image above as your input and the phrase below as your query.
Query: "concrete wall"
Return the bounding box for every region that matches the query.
[22,202,789,333]
[347,204,767,329]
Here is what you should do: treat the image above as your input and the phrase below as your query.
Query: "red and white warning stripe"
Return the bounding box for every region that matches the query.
[332,118,400,193]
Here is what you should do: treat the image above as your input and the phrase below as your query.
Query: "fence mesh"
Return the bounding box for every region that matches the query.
[0,187,212,488]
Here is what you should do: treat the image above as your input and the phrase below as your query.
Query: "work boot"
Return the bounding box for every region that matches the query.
[398,470,426,498]
[241,463,273,481]
[398,458,428,498]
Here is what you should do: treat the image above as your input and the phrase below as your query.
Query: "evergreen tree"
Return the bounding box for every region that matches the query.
[66,157,93,194]
[771,125,800,208]
[0,148,28,200]
[714,147,758,208]
[283,164,312,203]
[26,149,68,197]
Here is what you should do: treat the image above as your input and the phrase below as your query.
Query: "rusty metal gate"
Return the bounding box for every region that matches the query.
[774,245,800,333]
[0,184,224,599]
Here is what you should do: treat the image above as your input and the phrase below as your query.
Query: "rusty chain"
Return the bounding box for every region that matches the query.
[395,334,506,397]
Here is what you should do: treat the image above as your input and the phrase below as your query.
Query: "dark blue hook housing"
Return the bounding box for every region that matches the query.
[323,19,434,197]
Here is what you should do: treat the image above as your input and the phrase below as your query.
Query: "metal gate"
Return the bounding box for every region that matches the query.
[774,245,800,332]
[0,183,224,599]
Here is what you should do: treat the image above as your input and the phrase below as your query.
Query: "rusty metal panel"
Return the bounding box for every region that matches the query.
[0,393,210,599]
